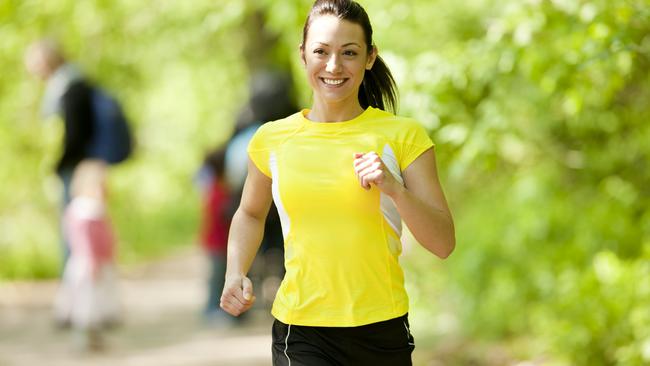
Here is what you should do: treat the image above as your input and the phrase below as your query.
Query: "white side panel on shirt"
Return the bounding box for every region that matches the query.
[270,152,291,240]
[380,144,404,242]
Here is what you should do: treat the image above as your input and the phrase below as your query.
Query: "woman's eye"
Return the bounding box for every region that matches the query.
[313,49,326,55]
[343,50,357,56]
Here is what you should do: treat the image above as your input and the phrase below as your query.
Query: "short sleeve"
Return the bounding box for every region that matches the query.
[247,125,272,178]
[397,121,435,171]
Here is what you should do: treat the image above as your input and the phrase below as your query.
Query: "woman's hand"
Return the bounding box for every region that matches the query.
[355,149,455,258]
[220,274,256,316]
[353,152,402,196]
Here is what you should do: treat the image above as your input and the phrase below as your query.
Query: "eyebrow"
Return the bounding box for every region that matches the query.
[312,42,362,48]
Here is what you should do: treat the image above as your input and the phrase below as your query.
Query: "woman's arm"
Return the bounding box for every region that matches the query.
[220,159,273,316]
[354,148,455,258]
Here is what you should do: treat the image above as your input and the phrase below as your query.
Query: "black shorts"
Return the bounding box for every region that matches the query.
[271,314,415,366]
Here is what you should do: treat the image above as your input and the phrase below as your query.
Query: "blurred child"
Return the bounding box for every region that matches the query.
[197,147,233,325]
[54,159,120,351]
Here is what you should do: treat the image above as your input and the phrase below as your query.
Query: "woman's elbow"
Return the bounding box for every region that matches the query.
[438,241,455,259]
[424,235,455,259]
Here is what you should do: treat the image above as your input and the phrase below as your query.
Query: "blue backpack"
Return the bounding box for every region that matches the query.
[86,88,133,164]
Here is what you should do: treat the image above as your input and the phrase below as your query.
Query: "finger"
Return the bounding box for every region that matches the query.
[362,152,379,161]
[228,277,254,305]
[358,163,382,185]
[353,152,379,167]
[362,170,384,188]
[222,293,256,313]
[353,153,368,165]
[220,297,244,316]
[358,176,370,189]
[246,295,257,310]
[232,292,252,307]
[222,294,256,317]
[222,286,251,307]
[356,168,371,189]
[358,162,382,178]
[220,292,245,308]
[354,158,377,175]
[354,157,383,182]
[366,170,384,183]
[242,277,254,301]
[354,151,380,163]
[353,157,368,172]
[360,173,372,189]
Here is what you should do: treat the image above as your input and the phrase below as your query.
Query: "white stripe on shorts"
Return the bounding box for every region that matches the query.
[284,324,292,366]
[403,321,415,346]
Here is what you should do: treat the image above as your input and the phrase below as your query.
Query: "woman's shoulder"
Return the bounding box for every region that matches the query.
[257,111,303,132]
[249,111,303,148]
[364,108,427,133]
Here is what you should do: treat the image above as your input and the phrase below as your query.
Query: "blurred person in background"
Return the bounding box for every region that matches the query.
[224,69,298,308]
[54,159,120,352]
[195,146,235,326]
[25,38,132,277]
[220,0,455,365]
[24,39,95,271]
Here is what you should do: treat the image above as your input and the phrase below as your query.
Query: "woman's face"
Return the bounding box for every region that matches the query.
[302,15,376,108]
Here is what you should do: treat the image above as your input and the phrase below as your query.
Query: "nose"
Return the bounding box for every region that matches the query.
[325,54,342,74]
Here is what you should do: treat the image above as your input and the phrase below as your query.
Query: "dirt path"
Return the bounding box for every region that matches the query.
[0,248,508,366]
[0,248,272,366]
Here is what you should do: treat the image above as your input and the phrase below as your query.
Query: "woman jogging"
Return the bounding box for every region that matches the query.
[221,0,455,365]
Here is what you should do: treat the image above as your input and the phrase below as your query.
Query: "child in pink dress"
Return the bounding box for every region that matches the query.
[54,159,120,351]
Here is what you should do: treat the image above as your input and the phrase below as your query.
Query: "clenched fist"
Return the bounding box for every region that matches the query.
[220,274,256,316]
[353,152,402,196]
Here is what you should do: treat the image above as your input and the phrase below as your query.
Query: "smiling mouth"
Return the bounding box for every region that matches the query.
[320,77,347,86]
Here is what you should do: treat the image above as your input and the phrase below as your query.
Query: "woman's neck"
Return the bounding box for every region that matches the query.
[307,99,365,122]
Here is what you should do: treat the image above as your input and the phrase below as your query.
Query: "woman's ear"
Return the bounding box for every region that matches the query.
[299,44,306,66]
[366,45,378,70]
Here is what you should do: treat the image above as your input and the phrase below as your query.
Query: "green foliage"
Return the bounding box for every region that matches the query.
[0,0,256,278]
[372,0,650,364]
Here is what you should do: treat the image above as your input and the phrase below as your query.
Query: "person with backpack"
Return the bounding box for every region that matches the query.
[25,39,94,272]
[25,39,132,329]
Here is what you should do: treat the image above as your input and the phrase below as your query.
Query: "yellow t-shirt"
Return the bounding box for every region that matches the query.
[248,106,434,326]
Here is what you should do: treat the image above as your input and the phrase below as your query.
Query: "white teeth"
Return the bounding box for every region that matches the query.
[322,78,345,85]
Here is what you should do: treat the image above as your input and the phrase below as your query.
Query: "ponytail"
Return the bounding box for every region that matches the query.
[359,55,398,113]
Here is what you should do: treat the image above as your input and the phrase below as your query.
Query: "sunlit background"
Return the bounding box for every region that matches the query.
[1,0,649,365]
